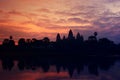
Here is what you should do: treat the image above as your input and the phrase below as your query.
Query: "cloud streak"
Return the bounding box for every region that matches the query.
[0,0,120,43]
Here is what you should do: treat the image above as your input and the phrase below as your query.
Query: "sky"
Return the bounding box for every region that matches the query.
[0,0,120,43]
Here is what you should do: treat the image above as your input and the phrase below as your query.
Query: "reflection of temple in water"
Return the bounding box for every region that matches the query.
[0,29,120,78]
[0,55,117,77]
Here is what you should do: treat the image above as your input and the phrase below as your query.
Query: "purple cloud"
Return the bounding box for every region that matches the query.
[68,18,89,23]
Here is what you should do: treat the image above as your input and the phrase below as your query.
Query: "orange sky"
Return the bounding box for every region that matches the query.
[0,0,120,43]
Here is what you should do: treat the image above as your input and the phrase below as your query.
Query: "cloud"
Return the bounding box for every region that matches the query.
[28,13,38,17]
[68,18,89,24]
[8,10,23,15]
[55,11,85,16]
[0,9,3,13]
[7,10,31,20]
[104,0,120,3]
[0,24,36,39]
[54,4,105,20]
[0,0,120,44]
[0,19,12,23]
[55,18,89,24]
[91,15,120,43]
[0,10,38,21]
[37,8,51,13]
[93,16,120,28]
[55,19,67,23]
[0,10,27,20]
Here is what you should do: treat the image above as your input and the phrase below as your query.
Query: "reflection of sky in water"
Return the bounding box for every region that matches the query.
[0,61,120,80]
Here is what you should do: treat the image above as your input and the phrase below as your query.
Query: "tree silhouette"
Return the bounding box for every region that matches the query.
[18,38,26,47]
[2,39,9,47]
[10,36,13,40]
[88,32,98,42]
[0,29,120,78]
[2,36,15,48]
[8,36,15,47]
[98,38,114,46]
[42,37,50,43]
[0,29,119,56]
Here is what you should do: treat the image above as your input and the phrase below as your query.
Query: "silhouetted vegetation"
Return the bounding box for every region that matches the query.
[0,29,120,77]
[0,29,119,55]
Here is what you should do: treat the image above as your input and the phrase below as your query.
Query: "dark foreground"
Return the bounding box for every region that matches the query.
[0,51,120,77]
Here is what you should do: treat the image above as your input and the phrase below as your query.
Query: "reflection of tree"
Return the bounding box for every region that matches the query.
[0,56,117,77]
[0,30,119,78]
[2,58,14,70]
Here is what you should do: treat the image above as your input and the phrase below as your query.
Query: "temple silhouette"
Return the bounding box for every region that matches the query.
[0,29,120,77]
[0,29,120,55]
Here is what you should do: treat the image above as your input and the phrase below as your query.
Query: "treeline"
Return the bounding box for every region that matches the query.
[0,29,120,55]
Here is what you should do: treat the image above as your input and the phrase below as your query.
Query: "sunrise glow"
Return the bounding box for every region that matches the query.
[0,0,120,43]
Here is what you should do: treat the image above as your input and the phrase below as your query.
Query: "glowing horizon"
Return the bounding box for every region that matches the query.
[0,0,120,43]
